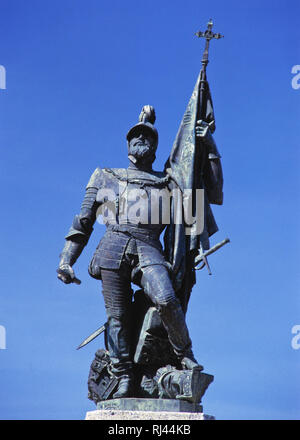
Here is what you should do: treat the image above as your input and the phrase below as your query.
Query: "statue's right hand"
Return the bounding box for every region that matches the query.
[57,264,81,285]
[195,119,210,138]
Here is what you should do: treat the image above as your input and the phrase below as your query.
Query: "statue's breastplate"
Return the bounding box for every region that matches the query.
[96,168,171,230]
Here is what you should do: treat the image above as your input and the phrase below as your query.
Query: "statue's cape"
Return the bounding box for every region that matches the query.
[163,72,218,312]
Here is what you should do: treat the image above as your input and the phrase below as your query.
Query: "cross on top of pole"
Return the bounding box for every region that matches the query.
[195,19,223,70]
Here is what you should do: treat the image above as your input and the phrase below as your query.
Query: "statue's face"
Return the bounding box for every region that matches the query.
[128,130,157,165]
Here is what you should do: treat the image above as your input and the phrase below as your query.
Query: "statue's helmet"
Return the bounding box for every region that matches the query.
[126,105,158,149]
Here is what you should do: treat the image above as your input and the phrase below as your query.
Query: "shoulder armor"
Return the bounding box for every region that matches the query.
[86,167,105,189]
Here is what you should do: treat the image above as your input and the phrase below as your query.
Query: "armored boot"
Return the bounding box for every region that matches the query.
[140,265,203,371]
[106,317,135,398]
[110,359,135,399]
[158,299,203,371]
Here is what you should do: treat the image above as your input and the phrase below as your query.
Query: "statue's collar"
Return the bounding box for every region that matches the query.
[103,168,169,187]
[128,162,153,172]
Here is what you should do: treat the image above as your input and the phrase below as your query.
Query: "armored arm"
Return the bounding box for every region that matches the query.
[195,121,223,205]
[204,135,223,205]
[57,169,102,284]
[59,186,98,262]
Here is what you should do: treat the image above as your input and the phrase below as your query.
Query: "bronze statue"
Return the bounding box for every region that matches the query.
[57,20,227,407]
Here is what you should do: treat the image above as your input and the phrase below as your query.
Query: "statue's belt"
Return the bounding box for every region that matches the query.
[106,223,161,246]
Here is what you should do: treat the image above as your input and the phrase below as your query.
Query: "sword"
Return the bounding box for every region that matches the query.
[194,238,230,274]
[76,322,108,350]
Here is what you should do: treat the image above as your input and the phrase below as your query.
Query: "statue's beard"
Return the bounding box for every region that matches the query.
[128,143,155,164]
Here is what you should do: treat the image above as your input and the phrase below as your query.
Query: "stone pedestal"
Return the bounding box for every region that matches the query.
[85,398,214,420]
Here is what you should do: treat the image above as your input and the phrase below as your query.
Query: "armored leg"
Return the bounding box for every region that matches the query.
[100,268,134,397]
[140,265,201,370]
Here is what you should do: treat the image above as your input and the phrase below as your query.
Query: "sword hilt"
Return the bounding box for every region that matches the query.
[72,277,81,285]
[195,238,230,273]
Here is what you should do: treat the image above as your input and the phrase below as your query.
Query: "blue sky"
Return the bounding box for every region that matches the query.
[0,0,299,420]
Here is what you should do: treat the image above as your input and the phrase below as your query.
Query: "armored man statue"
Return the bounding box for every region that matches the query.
[57,63,224,404]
